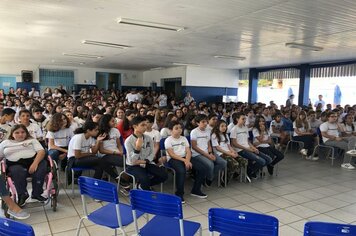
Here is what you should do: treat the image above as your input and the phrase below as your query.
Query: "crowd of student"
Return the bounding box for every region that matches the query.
[0,86,355,219]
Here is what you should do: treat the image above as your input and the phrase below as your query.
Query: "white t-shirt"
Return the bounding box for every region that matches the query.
[211,133,230,156]
[145,129,161,143]
[190,127,210,157]
[227,123,235,134]
[293,121,309,136]
[164,136,189,161]
[157,94,168,107]
[230,125,250,152]
[0,138,44,162]
[26,123,43,139]
[46,128,73,148]
[0,124,11,143]
[340,123,354,135]
[67,133,96,158]
[245,116,256,131]
[126,93,139,103]
[270,120,284,134]
[102,128,121,152]
[320,122,340,143]
[160,128,171,139]
[252,128,270,148]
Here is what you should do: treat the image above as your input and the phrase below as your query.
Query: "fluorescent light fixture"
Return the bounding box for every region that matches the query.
[285,43,323,51]
[150,67,164,71]
[62,53,103,59]
[117,17,185,31]
[82,40,131,49]
[214,55,246,60]
[172,62,200,66]
[51,59,85,65]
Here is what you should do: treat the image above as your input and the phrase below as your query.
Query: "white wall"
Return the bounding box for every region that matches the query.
[0,63,143,86]
[142,66,186,87]
[186,66,238,88]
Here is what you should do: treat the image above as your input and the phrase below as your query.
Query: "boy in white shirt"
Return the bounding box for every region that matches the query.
[144,115,162,163]
[165,120,199,203]
[190,114,227,198]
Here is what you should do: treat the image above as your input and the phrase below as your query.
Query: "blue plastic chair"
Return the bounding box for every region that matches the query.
[208,208,279,236]
[76,176,144,236]
[304,221,356,236]
[159,138,176,193]
[130,189,202,236]
[0,217,35,236]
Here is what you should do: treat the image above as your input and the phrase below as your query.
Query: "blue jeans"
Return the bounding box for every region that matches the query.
[191,154,227,181]
[190,156,208,193]
[238,150,271,175]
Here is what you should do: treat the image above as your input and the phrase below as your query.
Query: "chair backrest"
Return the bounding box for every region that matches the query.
[130,189,183,219]
[78,176,119,204]
[248,131,254,142]
[160,138,166,156]
[208,208,279,236]
[304,221,356,236]
[0,217,35,236]
[185,136,191,145]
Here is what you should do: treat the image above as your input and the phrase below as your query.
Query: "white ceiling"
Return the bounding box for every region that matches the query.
[1,0,356,70]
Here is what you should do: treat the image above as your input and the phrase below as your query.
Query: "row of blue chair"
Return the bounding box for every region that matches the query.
[74,176,356,236]
[2,176,356,235]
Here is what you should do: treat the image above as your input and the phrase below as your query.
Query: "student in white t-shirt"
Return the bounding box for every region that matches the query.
[18,110,44,147]
[165,121,195,203]
[270,113,289,147]
[252,116,284,175]
[144,115,161,163]
[230,112,270,180]
[211,120,243,182]
[156,92,168,108]
[47,113,73,170]
[67,122,117,183]
[320,112,356,170]
[190,114,227,198]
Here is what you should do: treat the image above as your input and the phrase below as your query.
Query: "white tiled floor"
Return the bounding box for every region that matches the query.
[4,151,356,235]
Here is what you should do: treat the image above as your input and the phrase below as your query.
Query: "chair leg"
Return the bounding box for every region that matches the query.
[172,171,176,194]
[64,166,68,189]
[71,170,75,199]
[199,226,202,236]
[160,182,163,193]
[114,228,117,236]
[76,217,85,236]
[217,170,221,187]
[224,166,227,187]
[284,141,291,155]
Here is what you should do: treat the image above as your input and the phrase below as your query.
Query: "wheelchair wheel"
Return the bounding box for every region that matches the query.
[51,194,57,212]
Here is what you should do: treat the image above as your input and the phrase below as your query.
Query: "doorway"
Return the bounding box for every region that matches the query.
[162,77,182,100]
[96,72,121,91]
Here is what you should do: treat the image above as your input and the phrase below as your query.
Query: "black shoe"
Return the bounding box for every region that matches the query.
[17,193,30,207]
[190,191,207,199]
[267,165,274,175]
[250,172,258,179]
[31,195,48,203]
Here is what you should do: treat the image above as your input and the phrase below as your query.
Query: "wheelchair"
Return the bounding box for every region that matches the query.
[0,155,59,218]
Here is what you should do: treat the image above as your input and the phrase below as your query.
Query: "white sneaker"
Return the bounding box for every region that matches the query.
[341,163,355,170]
[311,156,319,161]
[305,155,312,160]
[300,149,308,156]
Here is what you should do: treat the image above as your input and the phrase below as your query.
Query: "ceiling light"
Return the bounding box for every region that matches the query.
[285,43,323,51]
[82,40,131,49]
[172,62,200,66]
[150,67,164,71]
[214,55,246,60]
[117,18,185,31]
[62,53,103,59]
[51,59,86,65]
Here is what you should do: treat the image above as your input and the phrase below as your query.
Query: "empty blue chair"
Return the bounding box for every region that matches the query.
[65,166,95,198]
[208,208,279,236]
[304,221,356,236]
[130,189,202,236]
[76,176,143,236]
[0,217,35,236]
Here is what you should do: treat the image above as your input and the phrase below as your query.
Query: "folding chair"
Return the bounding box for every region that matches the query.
[304,221,356,236]
[284,130,304,155]
[311,128,336,165]
[208,208,279,236]
[159,138,176,193]
[130,189,202,236]
[76,176,144,236]
[0,217,35,236]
